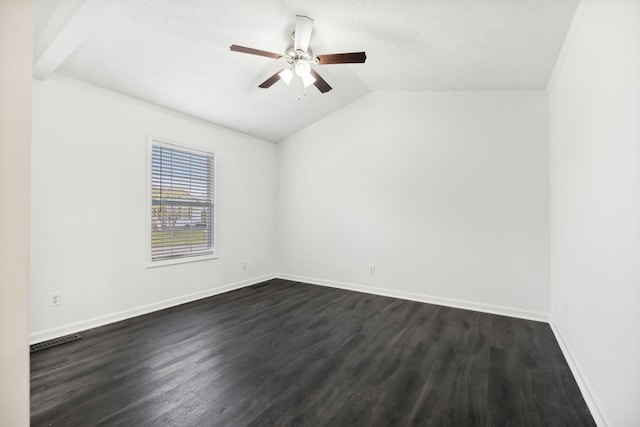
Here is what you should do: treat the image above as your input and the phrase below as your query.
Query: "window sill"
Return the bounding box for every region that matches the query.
[147,253,218,268]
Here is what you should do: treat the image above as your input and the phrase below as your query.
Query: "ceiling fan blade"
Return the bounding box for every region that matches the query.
[309,69,332,93]
[293,15,314,53]
[230,45,282,60]
[317,52,367,65]
[258,69,285,89]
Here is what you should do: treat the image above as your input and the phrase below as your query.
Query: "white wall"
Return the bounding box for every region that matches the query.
[0,1,32,425]
[548,1,640,425]
[30,77,277,342]
[278,92,550,319]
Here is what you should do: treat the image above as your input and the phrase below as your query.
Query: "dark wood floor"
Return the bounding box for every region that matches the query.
[31,279,595,426]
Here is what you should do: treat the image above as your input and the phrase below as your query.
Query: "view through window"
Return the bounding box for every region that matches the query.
[150,140,215,262]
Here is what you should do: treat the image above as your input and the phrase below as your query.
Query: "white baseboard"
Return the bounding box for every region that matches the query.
[29,274,276,345]
[549,319,610,427]
[277,273,549,322]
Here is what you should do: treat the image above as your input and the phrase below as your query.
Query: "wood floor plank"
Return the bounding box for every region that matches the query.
[31,279,595,426]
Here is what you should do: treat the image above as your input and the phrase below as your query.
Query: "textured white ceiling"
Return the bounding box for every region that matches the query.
[34,0,579,142]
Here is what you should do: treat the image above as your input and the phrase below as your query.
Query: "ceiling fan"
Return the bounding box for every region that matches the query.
[230,15,366,94]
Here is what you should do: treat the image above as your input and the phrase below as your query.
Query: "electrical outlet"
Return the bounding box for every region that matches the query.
[369,265,375,275]
[241,260,247,270]
[50,292,61,307]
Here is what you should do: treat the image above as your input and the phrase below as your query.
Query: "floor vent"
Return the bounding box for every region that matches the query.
[30,334,82,353]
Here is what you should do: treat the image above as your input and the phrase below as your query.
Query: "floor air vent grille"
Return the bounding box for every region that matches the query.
[30,334,82,353]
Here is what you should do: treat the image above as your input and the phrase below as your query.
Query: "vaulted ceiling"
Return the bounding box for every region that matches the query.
[33,0,579,142]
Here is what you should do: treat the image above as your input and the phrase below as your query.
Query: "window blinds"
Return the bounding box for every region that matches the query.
[151,142,214,261]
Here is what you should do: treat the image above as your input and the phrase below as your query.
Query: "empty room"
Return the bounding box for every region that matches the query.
[1,0,639,426]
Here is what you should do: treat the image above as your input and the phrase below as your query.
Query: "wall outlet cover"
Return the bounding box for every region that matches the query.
[50,292,61,307]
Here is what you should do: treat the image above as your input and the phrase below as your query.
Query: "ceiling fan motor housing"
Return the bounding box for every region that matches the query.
[285,43,317,71]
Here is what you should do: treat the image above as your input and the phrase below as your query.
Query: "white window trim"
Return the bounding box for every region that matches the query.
[146,134,218,268]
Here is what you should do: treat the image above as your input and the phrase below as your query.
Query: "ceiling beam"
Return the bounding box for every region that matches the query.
[33,0,114,80]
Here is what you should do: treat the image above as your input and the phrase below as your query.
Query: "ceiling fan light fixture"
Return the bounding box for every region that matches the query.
[294,59,311,77]
[302,72,316,88]
[278,68,293,85]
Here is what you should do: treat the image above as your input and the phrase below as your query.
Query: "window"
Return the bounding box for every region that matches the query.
[149,137,215,264]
